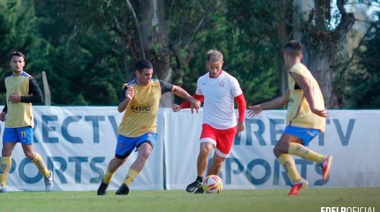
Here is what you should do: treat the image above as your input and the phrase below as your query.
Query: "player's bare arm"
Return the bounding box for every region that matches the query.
[118,86,134,113]
[248,89,290,117]
[171,85,201,113]
[291,72,328,118]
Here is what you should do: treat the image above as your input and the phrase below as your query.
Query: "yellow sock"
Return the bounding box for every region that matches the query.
[32,153,50,177]
[278,154,301,183]
[123,169,139,186]
[0,157,12,187]
[103,170,114,184]
[288,143,324,163]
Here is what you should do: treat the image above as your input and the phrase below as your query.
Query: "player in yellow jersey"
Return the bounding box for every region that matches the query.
[0,51,53,193]
[249,40,332,195]
[97,58,200,195]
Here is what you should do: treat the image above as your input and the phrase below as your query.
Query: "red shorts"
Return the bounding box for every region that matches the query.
[199,124,237,158]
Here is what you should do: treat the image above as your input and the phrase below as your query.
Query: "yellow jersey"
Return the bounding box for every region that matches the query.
[5,72,34,128]
[118,78,173,137]
[286,63,326,132]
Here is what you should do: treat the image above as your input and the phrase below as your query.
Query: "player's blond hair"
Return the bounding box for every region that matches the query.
[206,49,223,62]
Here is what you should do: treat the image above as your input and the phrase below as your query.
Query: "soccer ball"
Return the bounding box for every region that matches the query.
[203,175,223,194]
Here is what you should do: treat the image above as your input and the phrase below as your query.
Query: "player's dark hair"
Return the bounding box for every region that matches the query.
[135,59,153,73]
[10,51,25,60]
[284,40,303,57]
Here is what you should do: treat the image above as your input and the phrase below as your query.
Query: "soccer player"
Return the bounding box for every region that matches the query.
[172,49,246,194]
[0,51,53,193]
[248,40,332,195]
[97,58,199,195]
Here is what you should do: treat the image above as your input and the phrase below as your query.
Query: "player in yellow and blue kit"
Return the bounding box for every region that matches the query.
[249,41,332,195]
[0,51,53,193]
[97,58,200,195]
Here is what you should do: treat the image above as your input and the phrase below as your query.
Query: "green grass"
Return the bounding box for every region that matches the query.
[1,188,380,212]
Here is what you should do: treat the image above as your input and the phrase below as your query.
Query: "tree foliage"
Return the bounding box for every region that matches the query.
[0,0,43,103]
[0,0,379,109]
[172,0,280,104]
[348,15,380,108]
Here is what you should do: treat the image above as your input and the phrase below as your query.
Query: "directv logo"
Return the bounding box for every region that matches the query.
[321,207,376,212]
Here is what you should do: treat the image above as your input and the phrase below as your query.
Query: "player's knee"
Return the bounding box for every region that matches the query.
[273,142,288,155]
[273,147,280,157]
[138,151,151,161]
[2,149,12,157]
[199,143,213,154]
[138,146,152,160]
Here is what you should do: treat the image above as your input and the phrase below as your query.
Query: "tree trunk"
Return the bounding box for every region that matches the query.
[307,52,337,107]
[291,0,355,108]
[277,0,289,96]
[141,0,174,107]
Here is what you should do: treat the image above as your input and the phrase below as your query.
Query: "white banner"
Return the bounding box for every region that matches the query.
[1,106,379,191]
[1,106,165,192]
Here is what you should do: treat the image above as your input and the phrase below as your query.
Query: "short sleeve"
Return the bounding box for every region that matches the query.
[230,77,243,97]
[159,80,174,94]
[195,78,202,95]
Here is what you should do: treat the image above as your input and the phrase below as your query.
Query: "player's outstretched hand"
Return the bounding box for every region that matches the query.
[311,108,329,118]
[172,104,181,112]
[248,105,262,117]
[190,99,201,114]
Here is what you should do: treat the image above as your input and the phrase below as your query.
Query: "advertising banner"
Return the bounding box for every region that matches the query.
[1,107,379,191]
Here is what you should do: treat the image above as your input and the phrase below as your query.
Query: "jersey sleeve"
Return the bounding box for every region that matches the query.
[119,83,128,103]
[159,80,174,94]
[20,77,43,104]
[195,78,202,95]
[230,77,243,97]
[234,94,246,122]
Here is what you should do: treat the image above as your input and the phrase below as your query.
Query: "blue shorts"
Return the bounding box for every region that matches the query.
[115,132,158,159]
[3,127,34,145]
[283,125,320,146]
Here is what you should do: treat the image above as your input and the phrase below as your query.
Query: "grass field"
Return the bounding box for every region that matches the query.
[1,187,379,212]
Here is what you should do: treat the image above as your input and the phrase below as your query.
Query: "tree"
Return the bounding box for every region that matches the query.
[288,0,380,108]
[231,0,380,108]
[36,0,228,106]
[2,0,378,108]
[224,0,286,104]
[348,15,380,108]
[32,1,126,105]
[0,0,45,104]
